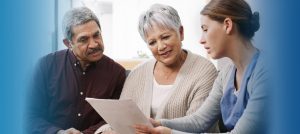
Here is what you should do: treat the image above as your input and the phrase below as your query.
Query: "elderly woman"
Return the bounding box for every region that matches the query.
[134,0,269,134]
[97,4,218,134]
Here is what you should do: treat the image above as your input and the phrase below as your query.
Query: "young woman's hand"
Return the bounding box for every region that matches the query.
[133,124,171,134]
[149,118,161,127]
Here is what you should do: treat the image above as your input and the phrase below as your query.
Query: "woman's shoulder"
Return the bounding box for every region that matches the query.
[248,52,269,88]
[127,59,155,77]
[254,52,268,73]
[186,50,217,71]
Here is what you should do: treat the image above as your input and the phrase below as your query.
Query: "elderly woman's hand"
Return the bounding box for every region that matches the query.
[133,124,171,134]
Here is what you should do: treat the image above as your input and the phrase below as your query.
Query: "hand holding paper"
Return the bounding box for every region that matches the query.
[85,98,153,134]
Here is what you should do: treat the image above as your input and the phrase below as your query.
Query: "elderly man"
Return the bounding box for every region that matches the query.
[26,7,126,134]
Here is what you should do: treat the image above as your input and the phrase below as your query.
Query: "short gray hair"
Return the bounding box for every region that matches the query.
[62,7,101,41]
[138,4,182,42]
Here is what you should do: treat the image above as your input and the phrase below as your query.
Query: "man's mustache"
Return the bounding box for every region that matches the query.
[87,47,103,55]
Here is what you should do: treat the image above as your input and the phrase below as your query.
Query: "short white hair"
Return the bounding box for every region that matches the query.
[138,4,182,42]
[62,7,101,40]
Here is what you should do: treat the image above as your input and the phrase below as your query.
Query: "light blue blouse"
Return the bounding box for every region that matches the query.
[161,50,269,134]
[220,50,259,131]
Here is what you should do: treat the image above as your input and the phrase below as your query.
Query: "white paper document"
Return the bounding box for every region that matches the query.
[85,98,153,134]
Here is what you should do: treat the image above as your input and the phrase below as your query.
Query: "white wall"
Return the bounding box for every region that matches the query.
[56,0,265,70]
[112,0,209,60]
[59,0,210,60]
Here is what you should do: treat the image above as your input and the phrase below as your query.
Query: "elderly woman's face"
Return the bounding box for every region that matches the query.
[145,24,184,66]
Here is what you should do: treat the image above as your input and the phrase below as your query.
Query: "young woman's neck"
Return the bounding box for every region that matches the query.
[228,39,256,72]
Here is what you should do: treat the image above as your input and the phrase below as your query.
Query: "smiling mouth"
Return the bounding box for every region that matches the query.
[160,50,172,58]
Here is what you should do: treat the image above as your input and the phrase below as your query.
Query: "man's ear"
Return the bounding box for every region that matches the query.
[63,39,72,49]
[223,18,233,34]
[179,26,184,41]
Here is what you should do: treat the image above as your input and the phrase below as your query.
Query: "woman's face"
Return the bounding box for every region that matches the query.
[200,15,228,59]
[145,24,184,66]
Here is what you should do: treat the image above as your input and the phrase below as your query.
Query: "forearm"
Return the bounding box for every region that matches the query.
[161,111,210,133]
[161,106,219,133]
[171,129,200,134]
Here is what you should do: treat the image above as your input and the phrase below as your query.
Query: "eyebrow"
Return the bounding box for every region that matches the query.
[160,33,170,37]
[77,35,88,41]
[93,31,100,35]
[77,30,101,41]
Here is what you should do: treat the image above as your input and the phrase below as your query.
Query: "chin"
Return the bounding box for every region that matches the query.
[160,58,177,66]
[89,54,103,62]
[208,53,219,59]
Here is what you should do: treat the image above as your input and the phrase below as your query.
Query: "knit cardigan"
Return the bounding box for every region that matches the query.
[97,50,218,133]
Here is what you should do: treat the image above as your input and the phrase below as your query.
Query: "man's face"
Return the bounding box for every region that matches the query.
[70,20,104,63]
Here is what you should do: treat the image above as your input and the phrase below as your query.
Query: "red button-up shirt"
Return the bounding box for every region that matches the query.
[27,49,126,134]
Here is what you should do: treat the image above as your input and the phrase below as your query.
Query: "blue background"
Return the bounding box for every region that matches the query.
[1,0,54,133]
[0,0,299,133]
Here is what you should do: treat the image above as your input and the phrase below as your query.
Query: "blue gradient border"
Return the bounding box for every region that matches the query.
[1,0,54,133]
[1,0,300,133]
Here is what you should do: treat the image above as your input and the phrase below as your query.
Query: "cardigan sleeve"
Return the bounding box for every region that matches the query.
[185,63,218,115]
[161,69,224,133]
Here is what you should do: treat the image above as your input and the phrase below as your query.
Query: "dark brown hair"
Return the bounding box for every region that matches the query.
[201,0,260,39]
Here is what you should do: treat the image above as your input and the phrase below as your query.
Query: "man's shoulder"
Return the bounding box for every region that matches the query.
[41,49,68,62]
[38,49,68,69]
[100,55,125,71]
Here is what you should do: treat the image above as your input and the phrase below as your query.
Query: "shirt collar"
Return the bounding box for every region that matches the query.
[67,49,106,69]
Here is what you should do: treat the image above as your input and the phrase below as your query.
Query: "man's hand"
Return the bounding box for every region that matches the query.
[57,128,82,134]
[102,130,118,134]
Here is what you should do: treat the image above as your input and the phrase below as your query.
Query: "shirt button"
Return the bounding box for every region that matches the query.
[78,113,81,117]
[80,92,83,95]
[74,63,77,66]
[83,72,86,75]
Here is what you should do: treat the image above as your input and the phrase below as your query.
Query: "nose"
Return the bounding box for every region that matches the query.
[157,41,166,51]
[199,34,206,45]
[88,38,98,48]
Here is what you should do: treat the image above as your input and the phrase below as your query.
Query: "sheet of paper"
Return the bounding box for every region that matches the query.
[85,98,153,134]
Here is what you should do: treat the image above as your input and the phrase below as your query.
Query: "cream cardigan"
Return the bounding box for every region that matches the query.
[97,50,218,133]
